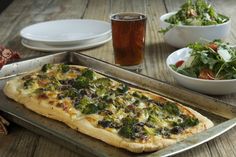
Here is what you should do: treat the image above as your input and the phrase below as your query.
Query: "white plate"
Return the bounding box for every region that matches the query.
[21,34,111,52]
[166,48,236,95]
[20,19,111,45]
[22,32,111,47]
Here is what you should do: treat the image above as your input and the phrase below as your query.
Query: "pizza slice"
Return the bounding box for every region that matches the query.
[3,64,213,153]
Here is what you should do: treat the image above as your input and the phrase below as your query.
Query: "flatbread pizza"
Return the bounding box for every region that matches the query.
[3,64,213,153]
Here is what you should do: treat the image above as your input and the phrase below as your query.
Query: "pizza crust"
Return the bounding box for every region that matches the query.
[3,65,214,153]
[77,117,177,152]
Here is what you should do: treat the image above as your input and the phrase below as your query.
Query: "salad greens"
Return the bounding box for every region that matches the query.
[170,40,236,80]
[160,0,229,33]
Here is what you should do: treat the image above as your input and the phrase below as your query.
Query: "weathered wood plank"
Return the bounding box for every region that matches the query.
[79,0,114,64]
[206,127,236,157]
[0,0,88,58]
[33,138,80,157]
[0,124,39,157]
[144,0,177,82]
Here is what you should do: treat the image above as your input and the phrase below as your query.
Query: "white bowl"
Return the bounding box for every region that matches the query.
[160,12,231,48]
[166,48,236,95]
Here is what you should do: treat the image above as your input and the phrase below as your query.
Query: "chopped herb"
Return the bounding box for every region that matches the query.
[163,102,180,116]
[182,117,199,127]
[34,88,45,94]
[143,125,156,135]
[45,84,56,91]
[23,79,34,89]
[157,127,170,137]
[41,64,53,72]
[173,116,199,128]
[132,92,148,99]
[117,84,129,94]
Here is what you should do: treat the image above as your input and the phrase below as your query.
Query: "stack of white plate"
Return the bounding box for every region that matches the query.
[20,19,111,52]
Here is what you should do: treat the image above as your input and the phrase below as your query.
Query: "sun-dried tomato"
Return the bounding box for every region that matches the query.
[0,45,20,69]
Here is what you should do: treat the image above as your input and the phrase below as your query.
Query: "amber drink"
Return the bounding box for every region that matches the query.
[111,12,147,69]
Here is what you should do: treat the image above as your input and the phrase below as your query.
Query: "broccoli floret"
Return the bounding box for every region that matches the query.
[118,125,134,139]
[74,96,91,109]
[118,117,138,139]
[82,69,95,80]
[63,88,78,99]
[74,96,98,114]
[93,78,111,87]
[97,102,108,110]
[59,64,70,73]
[41,64,53,72]
[45,77,61,91]
[82,103,98,114]
[74,76,89,89]
[96,86,107,97]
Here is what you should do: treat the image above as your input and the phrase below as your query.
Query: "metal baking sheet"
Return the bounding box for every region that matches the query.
[0,51,236,157]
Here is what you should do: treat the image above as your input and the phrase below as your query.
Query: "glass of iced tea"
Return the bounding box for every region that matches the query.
[110,0,147,71]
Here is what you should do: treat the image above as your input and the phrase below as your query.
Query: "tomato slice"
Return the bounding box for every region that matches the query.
[198,69,215,80]
[208,43,218,52]
[175,60,184,68]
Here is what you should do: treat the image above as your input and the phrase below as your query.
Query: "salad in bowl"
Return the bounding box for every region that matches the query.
[160,0,231,48]
[171,40,236,80]
[160,0,229,33]
[166,40,236,95]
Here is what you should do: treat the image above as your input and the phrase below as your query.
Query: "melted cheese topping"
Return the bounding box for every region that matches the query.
[19,64,200,142]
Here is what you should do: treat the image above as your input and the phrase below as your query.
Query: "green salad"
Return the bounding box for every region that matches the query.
[160,0,229,33]
[170,40,236,80]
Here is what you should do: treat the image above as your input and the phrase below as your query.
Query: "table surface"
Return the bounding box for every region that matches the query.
[1,0,236,157]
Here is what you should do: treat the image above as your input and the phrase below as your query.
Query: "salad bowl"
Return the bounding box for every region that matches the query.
[159,0,231,48]
[166,47,236,95]
[160,12,231,48]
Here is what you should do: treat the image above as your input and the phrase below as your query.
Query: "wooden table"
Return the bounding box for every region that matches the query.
[0,0,236,156]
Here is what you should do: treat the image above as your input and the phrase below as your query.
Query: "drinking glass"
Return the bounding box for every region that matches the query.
[110,0,147,71]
